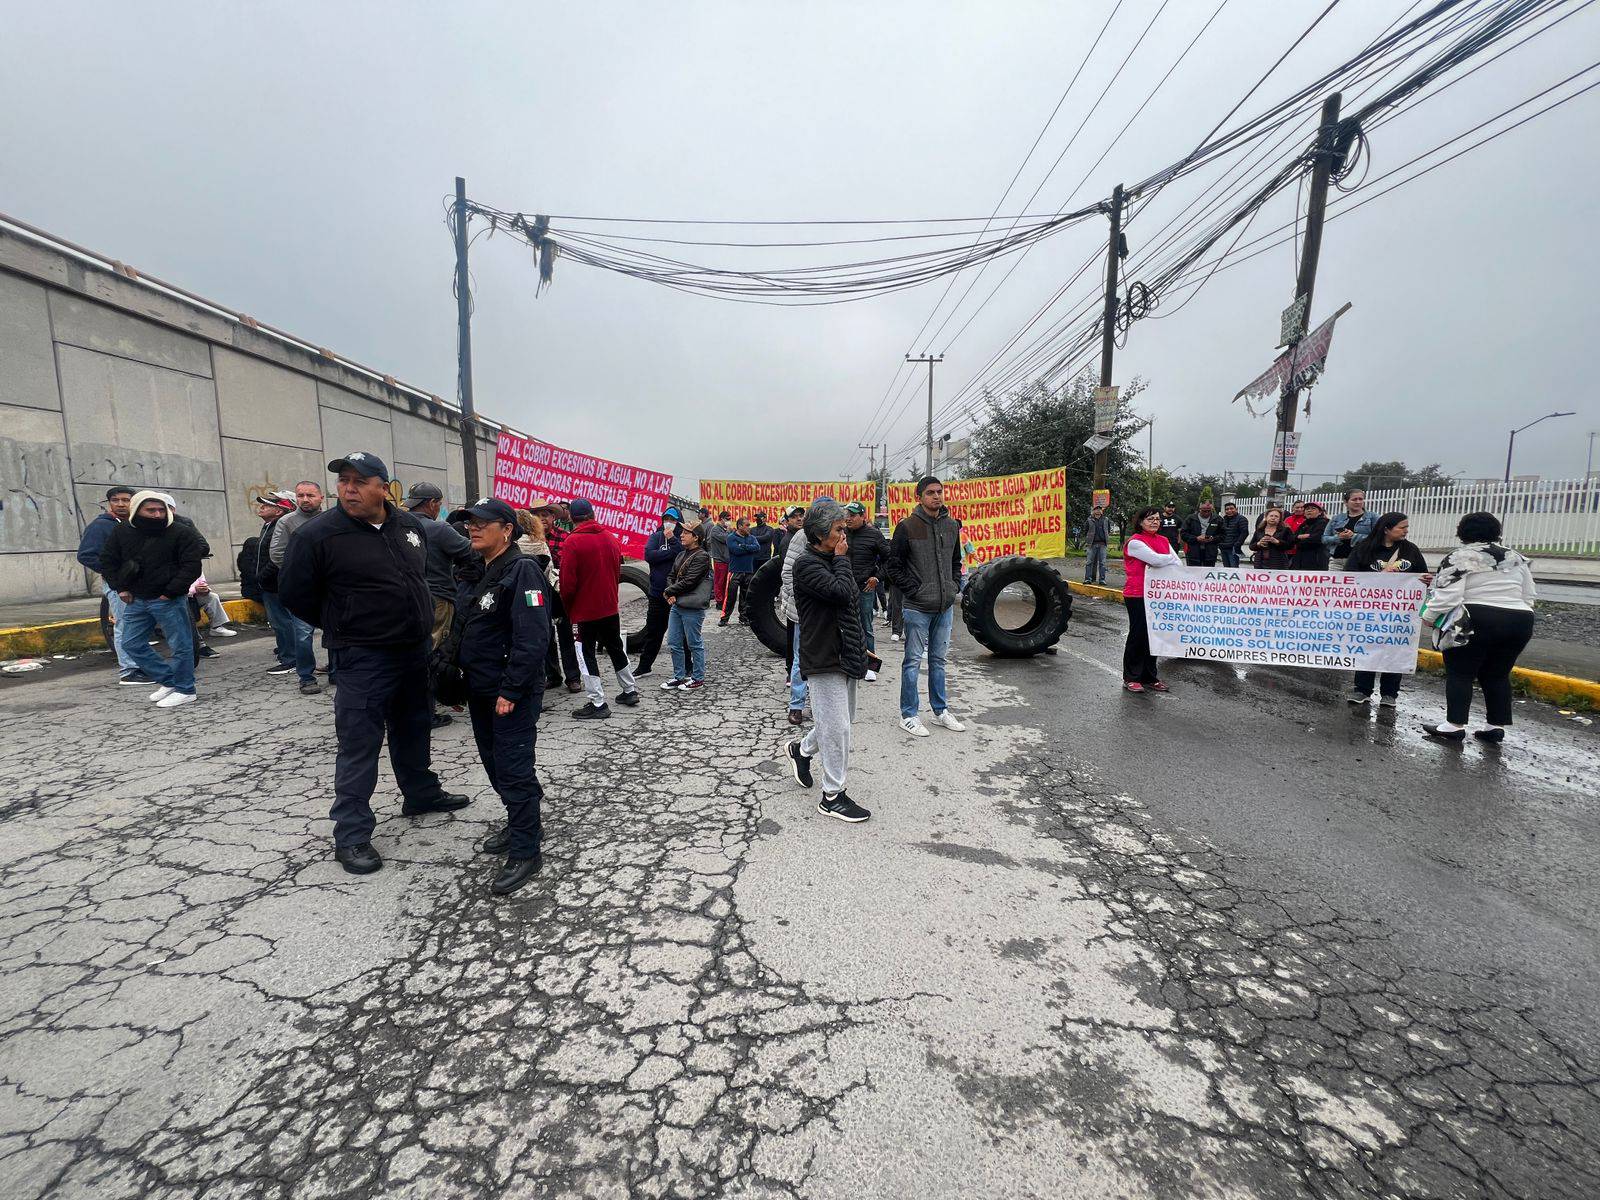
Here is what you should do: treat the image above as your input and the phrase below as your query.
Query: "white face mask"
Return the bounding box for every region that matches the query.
[663,521,677,536]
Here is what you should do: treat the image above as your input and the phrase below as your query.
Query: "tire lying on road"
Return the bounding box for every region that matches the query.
[620,563,652,653]
[960,555,1073,657]
[744,556,789,658]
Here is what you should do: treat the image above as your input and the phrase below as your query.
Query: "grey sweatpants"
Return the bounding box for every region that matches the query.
[799,671,857,796]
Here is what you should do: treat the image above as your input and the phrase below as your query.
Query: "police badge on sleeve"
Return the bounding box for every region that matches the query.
[406,530,422,548]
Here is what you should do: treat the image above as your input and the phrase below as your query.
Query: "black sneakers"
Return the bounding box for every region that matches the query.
[118,671,155,686]
[266,663,296,676]
[788,740,813,788]
[818,792,871,823]
[573,703,611,720]
[616,690,641,707]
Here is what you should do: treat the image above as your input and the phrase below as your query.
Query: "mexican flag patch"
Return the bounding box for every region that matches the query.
[524,589,545,607]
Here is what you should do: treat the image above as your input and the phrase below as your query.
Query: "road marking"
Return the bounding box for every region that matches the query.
[1057,643,1123,680]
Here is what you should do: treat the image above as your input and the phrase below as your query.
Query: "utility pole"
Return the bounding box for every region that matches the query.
[858,442,886,512]
[453,176,481,501]
[906,353,943,476]
[1269,94,1341,497]
[1092,184,1126,495]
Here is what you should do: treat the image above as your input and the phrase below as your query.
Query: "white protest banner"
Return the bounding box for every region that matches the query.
[1144,566,1425,672]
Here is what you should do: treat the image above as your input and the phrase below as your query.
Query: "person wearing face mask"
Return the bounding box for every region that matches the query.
[634,506,684,677]
[96,490,205,707]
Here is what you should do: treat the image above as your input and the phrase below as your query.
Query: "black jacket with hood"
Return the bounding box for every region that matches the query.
[98,490,204,600]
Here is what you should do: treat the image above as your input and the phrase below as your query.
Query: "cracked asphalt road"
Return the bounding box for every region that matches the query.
[1,597,1597,1198]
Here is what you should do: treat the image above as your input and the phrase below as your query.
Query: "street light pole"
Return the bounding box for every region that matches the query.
[1504,411,1577,484]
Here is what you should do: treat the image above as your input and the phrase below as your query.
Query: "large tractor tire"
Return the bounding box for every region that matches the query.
[745,556,789,658]
[620,563,653,653]
[961,556,1072,658]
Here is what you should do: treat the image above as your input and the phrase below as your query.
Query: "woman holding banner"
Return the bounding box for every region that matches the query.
[1344,512,1430,708]
[1122,506,1182,694]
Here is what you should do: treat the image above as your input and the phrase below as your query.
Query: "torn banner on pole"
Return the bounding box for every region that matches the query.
[1233,302,1352,412]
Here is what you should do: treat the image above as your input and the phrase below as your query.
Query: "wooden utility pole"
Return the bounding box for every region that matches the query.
[906,353,943,476]
[453,176,481,500]
[1092,184,1126,494]
[1269,94,1341,497]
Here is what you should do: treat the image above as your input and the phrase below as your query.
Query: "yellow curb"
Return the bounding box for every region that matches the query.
[1065,582,1598,707]
[0,599,266,660]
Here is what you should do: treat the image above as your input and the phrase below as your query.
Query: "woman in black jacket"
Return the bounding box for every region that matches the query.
[1344,512,1431,708]
[787,500,871,824]
[1249,507,1293,568]
[455,498,551,896]
[1291,500,1331,570]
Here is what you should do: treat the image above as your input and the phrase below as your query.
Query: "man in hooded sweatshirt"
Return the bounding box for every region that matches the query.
[97,490,205,707]
[558,497,640,718]
[886,476,967,738]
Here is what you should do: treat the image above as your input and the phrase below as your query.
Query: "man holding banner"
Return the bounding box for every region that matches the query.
[887,477,967,738]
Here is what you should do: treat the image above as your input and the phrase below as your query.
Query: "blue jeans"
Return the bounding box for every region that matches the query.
[263,592,315,683]
[1084,543,1108,583]
[101,582,136,672]
[900,605,952,719]
[667,604,706,681]
[118,597,195,694]
[1221,545,1242,568]
[856,589,877,652]
[788,623,808,712]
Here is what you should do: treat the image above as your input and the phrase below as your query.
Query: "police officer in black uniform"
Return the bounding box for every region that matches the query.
[280,452,469,875]
[455,498,551,894]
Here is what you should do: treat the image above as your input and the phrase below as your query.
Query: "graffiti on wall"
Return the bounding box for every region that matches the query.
[0,437,80,553]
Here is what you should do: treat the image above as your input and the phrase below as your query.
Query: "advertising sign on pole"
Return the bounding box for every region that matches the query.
[1092,385,1120,435]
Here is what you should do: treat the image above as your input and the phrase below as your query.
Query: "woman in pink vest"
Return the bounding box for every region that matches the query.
[1122,505,1182,694]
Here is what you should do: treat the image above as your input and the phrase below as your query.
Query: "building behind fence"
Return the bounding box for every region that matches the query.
[1232,478,1600,555]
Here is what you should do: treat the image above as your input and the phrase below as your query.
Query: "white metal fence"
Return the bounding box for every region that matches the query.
[1231,477,1600,555]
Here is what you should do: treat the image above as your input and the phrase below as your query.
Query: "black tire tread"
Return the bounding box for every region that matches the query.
[960,555,1072,658]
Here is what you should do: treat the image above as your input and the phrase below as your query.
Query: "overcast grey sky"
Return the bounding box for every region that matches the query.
[4,1,1596,491]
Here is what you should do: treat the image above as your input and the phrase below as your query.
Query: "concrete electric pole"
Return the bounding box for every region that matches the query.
[906,353,943,476]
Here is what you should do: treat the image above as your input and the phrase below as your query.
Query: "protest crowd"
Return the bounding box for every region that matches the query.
[73,462,1540,895]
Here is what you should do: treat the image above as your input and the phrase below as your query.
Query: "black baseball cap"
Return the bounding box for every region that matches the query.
[463,497,518,524]
[404,481,444,508]
[327,451,390,482]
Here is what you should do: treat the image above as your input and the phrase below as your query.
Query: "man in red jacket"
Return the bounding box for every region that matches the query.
[558,497,640,719]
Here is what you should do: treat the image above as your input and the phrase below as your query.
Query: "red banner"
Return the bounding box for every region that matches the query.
[492,432,673,558]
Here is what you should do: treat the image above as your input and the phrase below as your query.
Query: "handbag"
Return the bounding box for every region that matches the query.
[677,571,714,611]
[1427,604,1473,651]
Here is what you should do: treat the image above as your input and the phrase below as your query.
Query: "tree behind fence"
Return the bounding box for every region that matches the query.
[1231,478,1600,554]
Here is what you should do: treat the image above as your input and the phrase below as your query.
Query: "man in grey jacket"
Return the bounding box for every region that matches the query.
[267,480,326,692]
[887,476,966,737]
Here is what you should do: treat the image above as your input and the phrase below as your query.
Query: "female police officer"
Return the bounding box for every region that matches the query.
[457,497,552,894]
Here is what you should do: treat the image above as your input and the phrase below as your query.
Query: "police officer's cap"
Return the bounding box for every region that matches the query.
[403,481,444,509]
[327,451,390,482]
[462,497,518,525]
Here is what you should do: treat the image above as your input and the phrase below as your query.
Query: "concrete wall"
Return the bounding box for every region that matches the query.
[0,229,498,608]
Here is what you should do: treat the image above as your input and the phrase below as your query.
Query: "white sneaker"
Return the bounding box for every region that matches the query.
[211,626,238,638]
[933,710,966,732]
[149,686,175,702]
[891,633,901,642]
[864,669,878,682]
[156,690,197,708]
[900,716,929,737]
